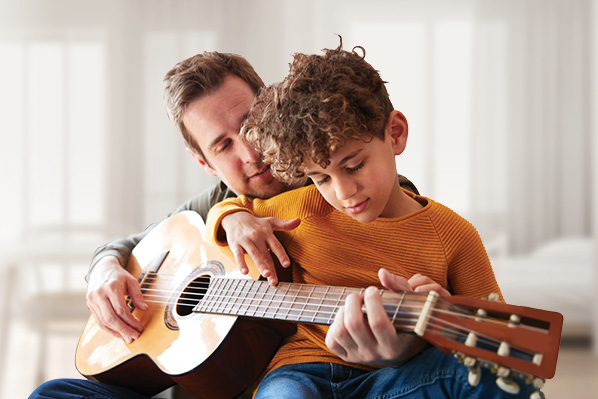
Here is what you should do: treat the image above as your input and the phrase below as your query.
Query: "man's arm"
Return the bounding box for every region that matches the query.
[86,181,235,342]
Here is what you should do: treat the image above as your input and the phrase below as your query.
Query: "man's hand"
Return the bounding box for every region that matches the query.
[325,269,448,367]
[221,212,300,285]
[86,256,148,344]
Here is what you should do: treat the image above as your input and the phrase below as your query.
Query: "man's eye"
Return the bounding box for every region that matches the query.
[347,161,365,173]
[215,140,231,154]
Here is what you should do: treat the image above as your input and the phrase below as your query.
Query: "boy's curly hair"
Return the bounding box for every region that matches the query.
[242,38,393,184]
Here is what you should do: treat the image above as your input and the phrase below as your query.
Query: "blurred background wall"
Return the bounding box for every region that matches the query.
[0,0,596,397]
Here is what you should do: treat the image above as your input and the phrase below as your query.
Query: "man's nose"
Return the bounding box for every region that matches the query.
[238,140,260,163]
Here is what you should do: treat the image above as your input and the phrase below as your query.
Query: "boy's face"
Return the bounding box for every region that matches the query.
[305,117,407,222]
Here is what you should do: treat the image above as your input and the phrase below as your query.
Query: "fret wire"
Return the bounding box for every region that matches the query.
[249,280,261,317]
[295,285,315,322]
[312,286,329,323]
[283,284,301,321]
[328,287,346,324]
[204,278,220,313]
[195,279,207,313]
[272,282,291,321]
[263,283,277,318]
[238,279,251,316]
[222,278,236,315]
[391,291,407,324]
[239,279,251,316]
[227,278,242,315]
[221,278,234,315]
[204,278,219,313]
[256,281,268,318]
[213,278,226,315]
[246,280,259,316]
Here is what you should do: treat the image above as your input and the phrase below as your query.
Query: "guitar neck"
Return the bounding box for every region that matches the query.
[193,277,424,332]
[192,275,563,382]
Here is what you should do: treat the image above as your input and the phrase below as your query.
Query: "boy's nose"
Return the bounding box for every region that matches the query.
[334,179,358,201]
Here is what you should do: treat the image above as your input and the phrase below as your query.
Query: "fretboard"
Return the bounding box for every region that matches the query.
[193,277,425,331]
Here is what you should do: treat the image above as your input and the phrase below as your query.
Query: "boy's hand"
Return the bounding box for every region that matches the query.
[325,269,448,366]
[405,272,451,297]
[86,256,148,344]
[220,212,301,285]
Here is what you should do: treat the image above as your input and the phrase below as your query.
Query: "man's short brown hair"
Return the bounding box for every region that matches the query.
[242,38,393,184]
[164,51,264,158]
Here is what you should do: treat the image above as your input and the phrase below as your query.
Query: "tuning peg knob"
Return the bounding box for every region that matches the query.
[530,390,545,399]
[463,356,481,386]
[495,367,520,394]
[487,292,500,301]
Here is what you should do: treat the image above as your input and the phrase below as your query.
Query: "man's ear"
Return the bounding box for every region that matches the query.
[386,110,408,156]
[187,148,218,177]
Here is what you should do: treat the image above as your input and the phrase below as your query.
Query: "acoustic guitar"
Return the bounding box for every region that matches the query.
[76,211,563,398]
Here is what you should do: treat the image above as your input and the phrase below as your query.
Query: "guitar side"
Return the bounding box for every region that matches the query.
[75,211,288,398]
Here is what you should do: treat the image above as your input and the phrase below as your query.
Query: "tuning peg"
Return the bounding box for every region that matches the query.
[475,308,487,321]
[528,378,545,398]
[495,367,520,395]
[508,314,521,328]
[487,292,500,301]
[530,390,545,399]
[463,356,481,386]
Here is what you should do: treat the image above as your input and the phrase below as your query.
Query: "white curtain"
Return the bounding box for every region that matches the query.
[471,0,593,254]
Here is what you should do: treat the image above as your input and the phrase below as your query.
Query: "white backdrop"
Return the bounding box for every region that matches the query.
[0,0,596,396]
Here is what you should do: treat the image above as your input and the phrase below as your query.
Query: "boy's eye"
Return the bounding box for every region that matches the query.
[313,176,330,186]
[347,161,365,173]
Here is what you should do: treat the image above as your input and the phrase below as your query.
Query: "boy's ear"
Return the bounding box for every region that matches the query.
[386,110,409,155]
[187,148,218,177]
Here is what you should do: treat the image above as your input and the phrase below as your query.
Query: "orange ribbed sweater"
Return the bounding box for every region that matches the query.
[206,185,502,375]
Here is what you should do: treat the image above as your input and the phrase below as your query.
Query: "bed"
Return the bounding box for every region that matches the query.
[492,237,595,339]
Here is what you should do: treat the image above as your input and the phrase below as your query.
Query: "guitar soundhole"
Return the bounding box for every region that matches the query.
[176,275,211,317]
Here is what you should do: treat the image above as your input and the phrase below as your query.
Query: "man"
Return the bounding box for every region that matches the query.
[29,50,418,399]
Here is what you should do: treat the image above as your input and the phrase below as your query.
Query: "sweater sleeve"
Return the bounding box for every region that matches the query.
[205,196,255,246]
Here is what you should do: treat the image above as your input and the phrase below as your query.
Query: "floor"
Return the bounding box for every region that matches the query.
[1,320,596,399]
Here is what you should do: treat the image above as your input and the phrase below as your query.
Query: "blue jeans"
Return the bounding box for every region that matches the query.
[254,348,540,399]
[30,348,540,399]
[29,379,151,399]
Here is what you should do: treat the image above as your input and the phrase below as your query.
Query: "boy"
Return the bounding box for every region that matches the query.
[206,41,540,398]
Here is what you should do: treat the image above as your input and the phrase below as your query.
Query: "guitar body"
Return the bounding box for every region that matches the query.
[75,211,290,398]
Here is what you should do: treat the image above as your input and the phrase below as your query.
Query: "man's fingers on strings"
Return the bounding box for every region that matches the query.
[126,279,148,311]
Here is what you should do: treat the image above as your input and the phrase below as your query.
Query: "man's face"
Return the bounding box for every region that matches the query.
[183,75,288,198]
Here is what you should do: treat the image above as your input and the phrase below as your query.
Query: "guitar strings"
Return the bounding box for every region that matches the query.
[137,272,536,332]
[130,273,536,358]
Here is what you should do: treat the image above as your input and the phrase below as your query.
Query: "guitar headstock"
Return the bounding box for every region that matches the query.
[419,293,562,395]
